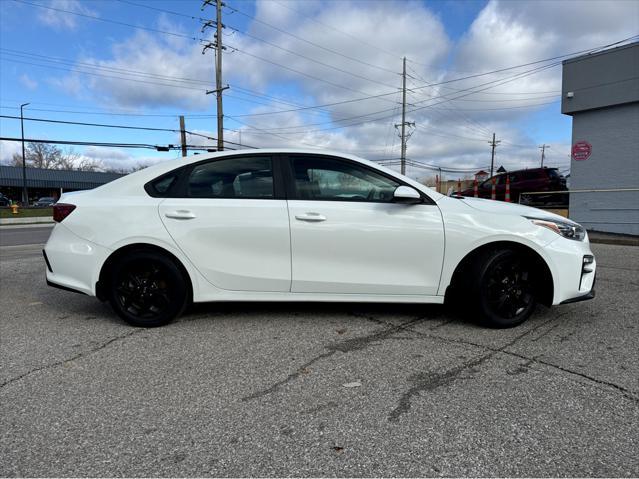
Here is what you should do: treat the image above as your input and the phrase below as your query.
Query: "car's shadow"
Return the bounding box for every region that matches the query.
[182,300,469,327]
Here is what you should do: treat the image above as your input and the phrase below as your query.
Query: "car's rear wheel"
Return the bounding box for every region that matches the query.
[107,251,189,327]
[468,248,537,328]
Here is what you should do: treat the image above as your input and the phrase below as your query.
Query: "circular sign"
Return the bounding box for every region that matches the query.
[572,141,592,161]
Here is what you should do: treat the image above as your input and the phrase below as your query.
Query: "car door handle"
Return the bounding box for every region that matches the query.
[295,212,326,222]
[165,210,196,220]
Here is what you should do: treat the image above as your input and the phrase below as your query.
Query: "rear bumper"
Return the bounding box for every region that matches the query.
[43,223,110,296]
[46,278,88,296]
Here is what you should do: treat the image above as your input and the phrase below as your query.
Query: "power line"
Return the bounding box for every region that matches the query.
[0,115,256,148]
[237,58,569,135]
[0,135,234,151]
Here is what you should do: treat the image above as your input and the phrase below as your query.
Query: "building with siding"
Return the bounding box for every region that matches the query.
[561,42,639,235]
[0,166,124,204]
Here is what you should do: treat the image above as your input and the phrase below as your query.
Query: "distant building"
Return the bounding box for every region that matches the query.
[496,166,507,173]
[0,166,124,204]
[474,170,489,181]
[562,42,639,235]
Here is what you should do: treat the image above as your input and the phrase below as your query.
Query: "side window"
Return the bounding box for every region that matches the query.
[291,156,400,202]
[188,156,273,199]
[146,171,180,197]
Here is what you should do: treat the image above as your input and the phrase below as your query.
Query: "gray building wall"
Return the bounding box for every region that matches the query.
[562,43,639,115]
[562,42,639,235]
[569,103,639,235]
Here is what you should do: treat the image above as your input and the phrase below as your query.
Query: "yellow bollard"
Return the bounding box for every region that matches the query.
[10,203,19,214]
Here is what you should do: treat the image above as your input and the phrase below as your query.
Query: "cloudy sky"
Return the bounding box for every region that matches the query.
[1,0,637,179]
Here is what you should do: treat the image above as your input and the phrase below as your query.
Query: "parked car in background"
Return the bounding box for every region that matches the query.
[44,149,595,329]
[0,193,10,207]
[34,197,57,207]
[461,167,568,206]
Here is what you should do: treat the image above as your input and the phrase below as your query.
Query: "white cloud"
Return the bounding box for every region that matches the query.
[19,74,38,91]
[81,146,166,171]
[37,0,97,31]
[0,140,22,164]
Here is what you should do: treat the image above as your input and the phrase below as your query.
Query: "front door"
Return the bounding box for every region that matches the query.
[159,155,291,292]
[285,155,445,295]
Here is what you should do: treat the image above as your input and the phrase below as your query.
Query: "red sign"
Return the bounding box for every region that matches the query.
[572,141,592,161]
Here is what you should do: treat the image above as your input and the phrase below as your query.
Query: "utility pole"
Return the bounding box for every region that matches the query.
[179,115,187,157]
[20,102,29,206]
[488,132,501,177]
[395,57,415,176]
[202,0,227,151]
[539,144,550,167]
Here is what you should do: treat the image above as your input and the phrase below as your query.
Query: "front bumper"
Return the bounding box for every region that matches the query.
[560,273,596,304]
[545,235,597,305]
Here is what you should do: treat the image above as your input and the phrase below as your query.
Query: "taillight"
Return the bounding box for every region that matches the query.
[53,203,76,222]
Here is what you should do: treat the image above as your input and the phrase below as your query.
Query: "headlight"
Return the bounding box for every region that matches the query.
[525,216,586,241]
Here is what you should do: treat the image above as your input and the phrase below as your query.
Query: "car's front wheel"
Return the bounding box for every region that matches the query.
[107,250,189,327]
[468,248,537,328]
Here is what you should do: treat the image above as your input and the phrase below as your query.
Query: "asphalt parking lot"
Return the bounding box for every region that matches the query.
[1,226,638,477]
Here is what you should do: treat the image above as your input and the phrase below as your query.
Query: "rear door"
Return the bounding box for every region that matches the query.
[158,155,291,292]
[284,154,445,295]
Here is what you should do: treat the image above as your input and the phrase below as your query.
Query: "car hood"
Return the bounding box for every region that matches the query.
[456,196,577,224]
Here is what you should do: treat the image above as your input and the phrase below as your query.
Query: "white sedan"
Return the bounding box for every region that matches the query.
[43,149,596,328]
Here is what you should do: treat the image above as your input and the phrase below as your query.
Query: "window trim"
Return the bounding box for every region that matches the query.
[144,153,285,200]
[280,153,435,205]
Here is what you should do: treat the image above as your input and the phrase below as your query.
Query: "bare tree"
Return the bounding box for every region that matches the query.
[9,153,23,167]
[75,157,103,171]
[26,142,62,169]
[54,149,78,170]
[104,163,151,174]
[58,148,103,171]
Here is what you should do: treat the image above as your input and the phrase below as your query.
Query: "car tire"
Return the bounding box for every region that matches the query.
[107,250,189,327]
[466,248,537,328]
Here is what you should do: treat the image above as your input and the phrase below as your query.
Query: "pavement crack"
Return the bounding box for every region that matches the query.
[388,353,490,422]
[0,328,143,390]
[241,350,337,401]
[388,314,565,422]
[502,350,639,402]
[241,317,425,402]
[327,316,425,354]
[394,313,639,405]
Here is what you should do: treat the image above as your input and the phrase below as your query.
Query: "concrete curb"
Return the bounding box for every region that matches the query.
[590,237,639,247]
[0,217,54,226]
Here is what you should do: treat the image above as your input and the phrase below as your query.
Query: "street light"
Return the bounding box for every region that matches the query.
[20,102,30,206]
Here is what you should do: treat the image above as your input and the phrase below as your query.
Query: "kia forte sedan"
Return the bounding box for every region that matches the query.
[43,149,596,328]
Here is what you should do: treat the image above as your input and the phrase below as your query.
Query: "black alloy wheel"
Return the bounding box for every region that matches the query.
[482,255,535,321]
[466,248,537,328]
[108,251,189,327]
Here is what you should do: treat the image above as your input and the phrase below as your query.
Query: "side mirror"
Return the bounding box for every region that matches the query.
[393,185,422,204]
